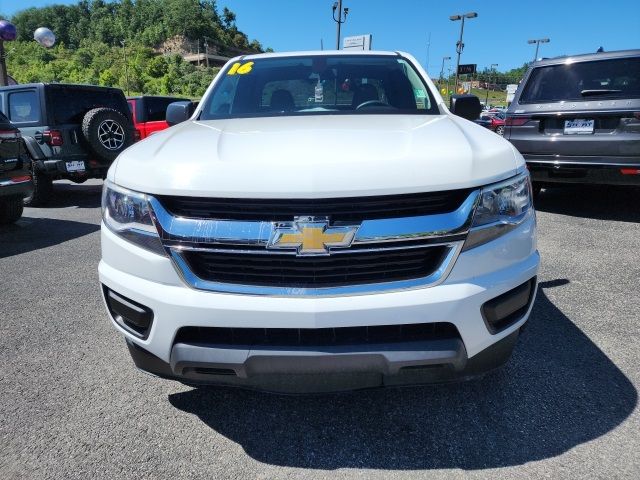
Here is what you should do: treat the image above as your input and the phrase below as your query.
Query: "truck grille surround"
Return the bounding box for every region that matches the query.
[148,189,480,296]
[157,189,473,222]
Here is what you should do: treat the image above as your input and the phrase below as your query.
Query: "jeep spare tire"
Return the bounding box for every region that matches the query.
[81,108,134,163]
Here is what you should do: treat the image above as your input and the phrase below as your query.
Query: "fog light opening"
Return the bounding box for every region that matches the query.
[103,287,154,338]
[481,277,536,334]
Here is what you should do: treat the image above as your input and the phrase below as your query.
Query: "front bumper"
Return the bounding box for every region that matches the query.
[525,155,640,185]
[99,214,539,392]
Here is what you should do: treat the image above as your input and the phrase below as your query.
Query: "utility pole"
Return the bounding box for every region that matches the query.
[439,56,451,86]
[332,1,349,50]
[120,40,130,96]
[485,63,498,107]
[426,32,431,75]
[450,12,478,93]
[528,38,550,62]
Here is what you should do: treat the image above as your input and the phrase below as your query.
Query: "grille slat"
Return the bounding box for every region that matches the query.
[175,322,460,347]
[158,189,472,222]
[181,246,448,288]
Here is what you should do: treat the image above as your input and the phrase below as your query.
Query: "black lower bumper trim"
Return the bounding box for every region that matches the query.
[125,330,520,393]
[526,160,640,185]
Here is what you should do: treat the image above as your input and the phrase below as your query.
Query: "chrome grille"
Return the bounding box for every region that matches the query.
[181,245,449,288]
[149,189,479,296]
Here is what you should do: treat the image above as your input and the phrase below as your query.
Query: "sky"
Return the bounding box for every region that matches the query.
[1,0,639,73]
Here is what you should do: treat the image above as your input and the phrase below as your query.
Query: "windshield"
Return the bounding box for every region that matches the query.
[519,57,640,104]
[199,54,439,120]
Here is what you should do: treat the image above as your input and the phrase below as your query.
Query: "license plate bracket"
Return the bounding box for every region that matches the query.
[563,119,594,135]
[65,160,86,172]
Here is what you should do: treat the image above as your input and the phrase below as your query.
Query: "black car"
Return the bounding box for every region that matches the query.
[0,83,135,205]
[505,49,640,194]
[0,111,32,224]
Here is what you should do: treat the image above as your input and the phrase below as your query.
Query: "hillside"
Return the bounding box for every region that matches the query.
[2,0,268,97]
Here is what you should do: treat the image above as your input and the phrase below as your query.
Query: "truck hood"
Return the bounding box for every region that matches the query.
[111,115,523,198]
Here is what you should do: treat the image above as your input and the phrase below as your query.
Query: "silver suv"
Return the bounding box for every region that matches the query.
[505,49,640,194]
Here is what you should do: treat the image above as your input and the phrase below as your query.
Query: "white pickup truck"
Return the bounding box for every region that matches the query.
[99,51,539,393]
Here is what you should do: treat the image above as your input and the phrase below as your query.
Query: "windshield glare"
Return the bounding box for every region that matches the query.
[200,55,439,120]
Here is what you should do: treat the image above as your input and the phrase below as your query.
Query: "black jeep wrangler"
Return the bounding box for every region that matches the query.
[0,83,135,205]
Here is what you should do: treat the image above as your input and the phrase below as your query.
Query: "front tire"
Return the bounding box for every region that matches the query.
[495,125,505,136]
[24,162,53,207]
[0,196,24,224]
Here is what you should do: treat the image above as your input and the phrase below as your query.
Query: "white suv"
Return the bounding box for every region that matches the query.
[99,51,539,393]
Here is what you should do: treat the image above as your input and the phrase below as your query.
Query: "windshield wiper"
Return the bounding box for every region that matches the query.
[580,89,622,96]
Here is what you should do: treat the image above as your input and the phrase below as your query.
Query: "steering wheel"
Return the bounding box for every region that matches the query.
[355,100,391,110]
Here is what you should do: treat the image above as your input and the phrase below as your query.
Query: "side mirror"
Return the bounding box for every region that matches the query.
[166,101,197,126]
[449,94,482,121]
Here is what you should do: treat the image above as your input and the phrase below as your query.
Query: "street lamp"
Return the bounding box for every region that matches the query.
[439,56,451,85]
[528,38,550,62]
[450,12,477,93]
[484,63,498,107]
[0,22,55,86]
[332,1,349,50]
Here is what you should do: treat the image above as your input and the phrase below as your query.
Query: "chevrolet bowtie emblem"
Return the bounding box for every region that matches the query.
[267,216,360,256]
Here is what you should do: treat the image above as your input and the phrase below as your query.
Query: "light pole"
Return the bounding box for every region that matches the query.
[484,63,498,107]
[120,40,130,95]
[0,23,55,86]
[203,36,212,68]
[450,12,477,94]
[332,1,349,50]
[439,56,451,86]
[528,38,550,62]
[0,20,17,87]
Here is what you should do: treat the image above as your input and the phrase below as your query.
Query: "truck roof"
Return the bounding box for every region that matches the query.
[238,50,405,61]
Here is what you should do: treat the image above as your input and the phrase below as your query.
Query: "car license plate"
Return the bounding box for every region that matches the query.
[66,161,86,172]
[564,119,594,135]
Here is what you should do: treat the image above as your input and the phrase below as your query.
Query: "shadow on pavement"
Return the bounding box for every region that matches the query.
[41,181,103,209]
[535,184,640,223]
[0,217,100,259]
[168,284,637,470]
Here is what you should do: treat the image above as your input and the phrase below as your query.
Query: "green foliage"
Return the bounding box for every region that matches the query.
[9,0,264,52]
[5,40,221,98]
[2,0,267,98]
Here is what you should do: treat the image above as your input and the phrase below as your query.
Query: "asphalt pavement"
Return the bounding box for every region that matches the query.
[1,179,639,479]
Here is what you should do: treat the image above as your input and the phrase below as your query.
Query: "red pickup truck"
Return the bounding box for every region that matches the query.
[127,96,185,140]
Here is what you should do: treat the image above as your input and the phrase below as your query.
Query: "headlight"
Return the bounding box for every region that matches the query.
[463,171,533,250]
[102,180,166,255]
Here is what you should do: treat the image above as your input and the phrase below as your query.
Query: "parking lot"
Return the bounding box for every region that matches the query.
[1,180,639,479]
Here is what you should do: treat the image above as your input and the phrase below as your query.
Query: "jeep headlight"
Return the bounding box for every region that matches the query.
[102,180,165,255]
[464,172,533,250]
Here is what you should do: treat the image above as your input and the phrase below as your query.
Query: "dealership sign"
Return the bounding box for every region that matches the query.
[343,35,372,50]
[457,64,476,75]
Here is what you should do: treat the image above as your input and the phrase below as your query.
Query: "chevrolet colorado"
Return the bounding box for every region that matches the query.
[99,51,539,393]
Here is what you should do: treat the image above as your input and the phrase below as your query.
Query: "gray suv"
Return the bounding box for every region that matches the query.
[0,83,135,205]
[505,49,640,193]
